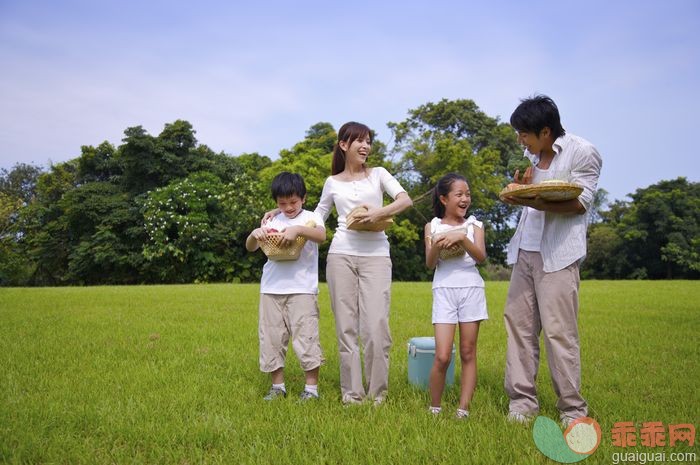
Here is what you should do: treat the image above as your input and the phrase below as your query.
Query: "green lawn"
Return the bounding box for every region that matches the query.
[1,281,698,464]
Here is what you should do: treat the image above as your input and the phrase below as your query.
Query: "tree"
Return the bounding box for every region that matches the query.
[0,163,45,285]
[588,188,609,225]
[77,142,121,184]
[0,163,44,205]
[141,171,268,283]
[16,161,79,285]
[387,99,522,267]
[59,182,143,284]
[622,178,699,278]
[582,178,699,279]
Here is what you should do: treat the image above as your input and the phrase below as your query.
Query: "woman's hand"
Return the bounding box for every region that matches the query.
[361,205,390,224]
[261,208,280,226]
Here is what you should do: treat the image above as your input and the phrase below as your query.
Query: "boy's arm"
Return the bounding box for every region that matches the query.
[281,225,326,244]
[245,228,267,252]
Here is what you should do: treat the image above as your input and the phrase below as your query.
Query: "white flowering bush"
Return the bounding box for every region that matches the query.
[141,171,269,282]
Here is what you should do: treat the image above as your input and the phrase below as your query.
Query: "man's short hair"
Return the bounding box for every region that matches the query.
[510,94,566,140]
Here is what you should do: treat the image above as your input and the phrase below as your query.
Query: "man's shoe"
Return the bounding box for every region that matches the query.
[561,416,577,429]
[507,410,532,423]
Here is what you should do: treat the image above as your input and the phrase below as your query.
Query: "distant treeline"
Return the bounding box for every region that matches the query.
[1,100,698,285]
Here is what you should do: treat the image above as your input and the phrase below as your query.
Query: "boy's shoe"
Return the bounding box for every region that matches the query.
[507,410,532,423]
[299,390,319,401]
[263,387,287,401]
[428,406,442,416]
[455,409,470,419]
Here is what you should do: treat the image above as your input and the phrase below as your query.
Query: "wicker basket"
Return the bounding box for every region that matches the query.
[431,230,467,260]
[346,206,394,232]
[259,233,307,261]
[499,181,583,202]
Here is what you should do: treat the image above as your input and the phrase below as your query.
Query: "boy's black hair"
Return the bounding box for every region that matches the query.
[510,94,566,140]
[270,171,307,200]
[432,173,468,218]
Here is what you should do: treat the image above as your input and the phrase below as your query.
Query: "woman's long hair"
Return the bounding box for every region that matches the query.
[331,122,373,175]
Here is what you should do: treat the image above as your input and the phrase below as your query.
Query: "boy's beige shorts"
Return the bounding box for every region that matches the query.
[258,293,323,373]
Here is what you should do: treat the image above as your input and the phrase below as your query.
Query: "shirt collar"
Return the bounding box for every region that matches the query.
[523,134,567,164]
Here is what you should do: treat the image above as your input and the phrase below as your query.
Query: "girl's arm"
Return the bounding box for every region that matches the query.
[436,225,487,263]
[424,223,441,270]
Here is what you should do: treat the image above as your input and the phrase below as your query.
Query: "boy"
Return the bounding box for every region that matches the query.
[501,95,602,427]
[245,172,326,401]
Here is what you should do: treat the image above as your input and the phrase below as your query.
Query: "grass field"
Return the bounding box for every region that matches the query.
[1,281,698,464]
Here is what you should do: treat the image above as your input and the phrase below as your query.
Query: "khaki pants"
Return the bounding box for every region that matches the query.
[326,254,392,403]
[504,250,588,419]
[258,294,323,373]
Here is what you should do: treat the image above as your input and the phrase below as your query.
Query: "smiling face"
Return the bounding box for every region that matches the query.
[440,179,471,219]
[516,127,553,156]
[276,194,305,219]
[339,133,372,167]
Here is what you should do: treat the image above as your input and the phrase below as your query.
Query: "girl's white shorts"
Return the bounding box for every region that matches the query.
[432,287,488,324]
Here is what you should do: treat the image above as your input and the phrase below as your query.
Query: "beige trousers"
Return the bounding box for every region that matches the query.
[258,294,323,373]
[504,250,588,419]
[326,254,392,403]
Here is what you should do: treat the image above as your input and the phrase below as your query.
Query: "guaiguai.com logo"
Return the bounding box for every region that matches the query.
[533,416,602,463]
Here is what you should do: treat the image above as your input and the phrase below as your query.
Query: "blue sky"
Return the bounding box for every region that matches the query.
[1,0,698,202]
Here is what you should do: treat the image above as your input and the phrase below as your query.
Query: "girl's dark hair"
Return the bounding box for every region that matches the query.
[432,173,468,218]
[510,94,566,140]
[331,121,373,175]
[270,171,307,200]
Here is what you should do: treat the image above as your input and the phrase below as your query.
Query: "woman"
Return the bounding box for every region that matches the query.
[315,122,412,404]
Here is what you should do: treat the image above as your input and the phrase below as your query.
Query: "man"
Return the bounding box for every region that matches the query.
[502,95,602,427]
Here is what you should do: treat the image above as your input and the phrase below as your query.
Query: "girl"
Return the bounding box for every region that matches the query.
[424,173,487,418]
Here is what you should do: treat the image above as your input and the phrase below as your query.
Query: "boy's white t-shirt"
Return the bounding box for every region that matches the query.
[260,210,324,295]
[430,215,485,289]
[315,167,406,257]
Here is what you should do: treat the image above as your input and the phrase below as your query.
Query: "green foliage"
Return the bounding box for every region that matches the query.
[388,99,520,265]
[582,177,699,279]
[77,141,121,183]
[141,171,268,283]
[2,107,698,285]
[61,182,143,284]
[0,163,44,205]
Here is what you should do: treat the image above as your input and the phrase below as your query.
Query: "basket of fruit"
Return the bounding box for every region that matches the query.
[431,226,467,260]
[346,206,394,232]
[499,180,583,202]
[259,220,316,261]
